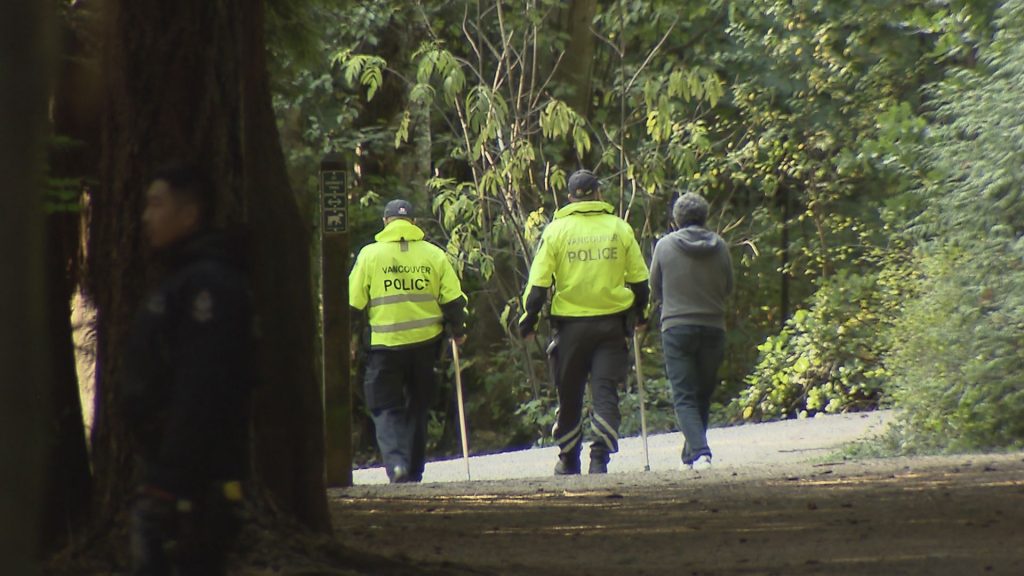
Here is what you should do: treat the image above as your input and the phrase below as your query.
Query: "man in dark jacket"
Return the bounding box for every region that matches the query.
[650,192,733,471]
[122,163,254,576]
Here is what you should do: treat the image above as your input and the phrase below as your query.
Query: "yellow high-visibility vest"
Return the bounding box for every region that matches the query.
[522,201,648,318]
[350,219,465,348]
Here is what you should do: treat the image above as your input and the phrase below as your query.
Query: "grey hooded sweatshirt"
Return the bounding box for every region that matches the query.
[650,226,734,331]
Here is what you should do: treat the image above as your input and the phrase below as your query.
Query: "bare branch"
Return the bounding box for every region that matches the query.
[625,17,679,94]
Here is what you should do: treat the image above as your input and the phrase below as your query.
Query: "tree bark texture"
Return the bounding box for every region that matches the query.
[557,0,598,118]
[238,0,331,531]
[41,3,102,551]
[40,214,93,554]
[0,1,53,574]
[90,0,328,530]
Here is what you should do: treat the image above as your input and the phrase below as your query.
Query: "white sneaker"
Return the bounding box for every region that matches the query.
[690,455,712,472]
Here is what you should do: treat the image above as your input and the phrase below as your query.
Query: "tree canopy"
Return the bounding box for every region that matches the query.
[262,0,1022,456]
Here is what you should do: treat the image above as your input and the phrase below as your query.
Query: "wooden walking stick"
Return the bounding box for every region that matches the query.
[633,334,651,471]
[451,339,471,481]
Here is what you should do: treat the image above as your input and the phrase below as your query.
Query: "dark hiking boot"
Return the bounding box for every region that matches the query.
[554,453,581,475]
[589,449,610,474]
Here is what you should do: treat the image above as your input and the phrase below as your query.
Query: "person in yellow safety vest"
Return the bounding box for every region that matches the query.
[518,169,650,475]
[350,199,467,483]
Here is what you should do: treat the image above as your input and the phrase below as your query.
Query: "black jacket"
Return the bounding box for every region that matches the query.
[122,231,255,497]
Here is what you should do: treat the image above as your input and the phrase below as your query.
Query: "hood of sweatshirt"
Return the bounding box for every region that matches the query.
[668,225,722,257]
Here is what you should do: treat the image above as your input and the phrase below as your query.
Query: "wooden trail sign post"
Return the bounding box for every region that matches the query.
[320,153,352,487]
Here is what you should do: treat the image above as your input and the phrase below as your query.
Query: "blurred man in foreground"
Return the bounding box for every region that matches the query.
[122,162,254,575]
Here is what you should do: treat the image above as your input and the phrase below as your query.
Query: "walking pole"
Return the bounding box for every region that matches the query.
[633,334,651,471]
[451,338,472,481]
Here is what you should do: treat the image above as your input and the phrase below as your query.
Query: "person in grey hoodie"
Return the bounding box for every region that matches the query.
[650,192,733,471]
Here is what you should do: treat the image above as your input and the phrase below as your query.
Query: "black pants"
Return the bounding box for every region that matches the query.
[363,339,441,481]
[548,317,629,459]
[130,484,241,576]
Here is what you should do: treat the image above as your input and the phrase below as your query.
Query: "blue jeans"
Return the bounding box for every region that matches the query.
[661,324,725,464]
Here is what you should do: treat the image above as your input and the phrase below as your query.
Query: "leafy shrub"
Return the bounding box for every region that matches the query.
[879,0,1024,453]
[729,268,904,421]
[884,244,1024,452]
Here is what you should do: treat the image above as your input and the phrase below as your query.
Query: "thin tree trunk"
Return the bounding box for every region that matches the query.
[558,0,598,118]
[410,90,433,203]
[780,184,790,327]
[0,1,53,574]
[41,2,102,550]
[40,213,93,554]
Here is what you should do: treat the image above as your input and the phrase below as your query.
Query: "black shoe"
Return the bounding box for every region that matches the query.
[589,448,610,474]
[554,454,581,475]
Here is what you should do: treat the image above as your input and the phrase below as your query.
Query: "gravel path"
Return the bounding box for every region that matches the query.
[351,410,894,485]
[333,411,1024,576]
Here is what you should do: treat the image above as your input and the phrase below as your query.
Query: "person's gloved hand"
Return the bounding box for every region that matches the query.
[518,316,537,341]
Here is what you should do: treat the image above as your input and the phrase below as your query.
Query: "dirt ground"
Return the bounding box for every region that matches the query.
[43,410,1023,575]
[328,452,1024,576]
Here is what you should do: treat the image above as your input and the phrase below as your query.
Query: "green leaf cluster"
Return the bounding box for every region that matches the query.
[881,0,1024,453]
[266,0,1023,455]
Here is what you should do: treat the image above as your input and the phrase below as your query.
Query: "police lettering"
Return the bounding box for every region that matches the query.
[381,264,432,274]
[567,234,617,246]
[566,246,618,262]
[383,277,430,291]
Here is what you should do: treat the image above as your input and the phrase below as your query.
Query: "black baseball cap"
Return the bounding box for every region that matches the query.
[567,169,600,199]
[383,199,414,219]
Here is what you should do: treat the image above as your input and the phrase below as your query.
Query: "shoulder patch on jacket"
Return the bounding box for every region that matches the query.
[146,294,166,315]
[192,290,214,323]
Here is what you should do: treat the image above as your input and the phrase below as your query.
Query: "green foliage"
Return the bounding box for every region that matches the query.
[880,0,1024,453]
[730,267,906,421]
[885,247,1024,453]
[265,0,1022,456]
[45,136,88,214]
[620,376,677,439]
[332,50,387,101]
[540,100,591,158]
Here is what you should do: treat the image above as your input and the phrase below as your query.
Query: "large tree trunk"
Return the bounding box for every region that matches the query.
[0,1,53,574]
[238,0,331,530]
[89,0,328,531]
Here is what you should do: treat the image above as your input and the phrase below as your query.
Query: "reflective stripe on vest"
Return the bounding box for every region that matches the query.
[368,293,437,307]
[370,316,444,333]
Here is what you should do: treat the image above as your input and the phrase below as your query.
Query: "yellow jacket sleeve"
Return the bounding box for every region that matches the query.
[437,250,465,305]
[525,227,558,292]
[348,250,370,310]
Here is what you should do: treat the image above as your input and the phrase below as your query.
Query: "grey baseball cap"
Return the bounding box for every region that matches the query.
[383,199,414,219]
